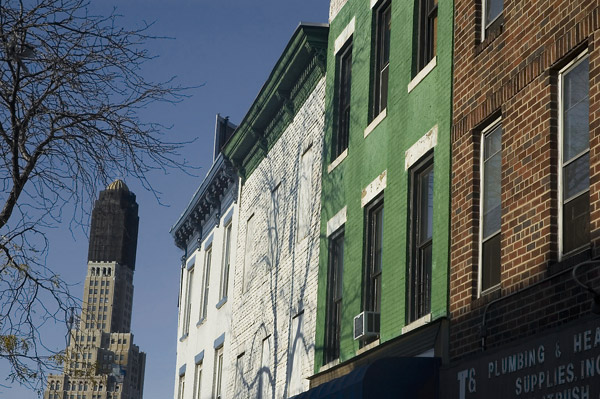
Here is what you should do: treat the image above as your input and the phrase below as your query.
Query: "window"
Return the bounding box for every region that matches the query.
[408,155,434,322]
[371,0,391,119]
[200,247,212,320]
[364,196,384,315]
[183,268,194,335]
[287,313,307,396]
[416,0,437,72]
[243,215,255,291]
[193,363,202,399]
[479,121,502,293]
[482,0,503,38]
[178,375,185,399]
[333,40,353,160]
[560,53,590,256]
[219,222,233,301]
[324,228,344,364]
[259,336,272,399]
[213,347,224,399]
[234,353,245,396]
[298,146,313,240]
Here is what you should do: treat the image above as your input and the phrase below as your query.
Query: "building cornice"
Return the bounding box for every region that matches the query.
[170,154,238,250]
[222,23,328,181]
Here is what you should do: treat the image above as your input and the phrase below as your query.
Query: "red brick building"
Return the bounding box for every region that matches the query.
[444,1,600,397]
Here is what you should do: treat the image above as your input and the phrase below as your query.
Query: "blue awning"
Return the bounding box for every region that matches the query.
[291,357,440,399]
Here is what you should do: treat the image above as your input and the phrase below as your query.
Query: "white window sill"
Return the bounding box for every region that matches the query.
[179,333,189,342]
[401,313,431,335]
[328,149,348,174]
[319,358,340,373]
[356,338,380,355]
[364,108,387,138]
[478,283,501,299]
[196,317,206,327]
[408,57,437,93]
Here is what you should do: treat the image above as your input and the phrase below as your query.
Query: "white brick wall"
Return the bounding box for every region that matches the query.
[227,77,326,399]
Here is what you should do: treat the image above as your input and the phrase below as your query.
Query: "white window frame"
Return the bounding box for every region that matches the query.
[219,221,233,301]
[297,145,313,241]
[478,118,502,296]
[178,374,185,399]
[199,246,212,322]
[212,346,224,399]
[243,214,255,292]
[558,50,590,260]
[183,267,194,336]
[193,362,202,399]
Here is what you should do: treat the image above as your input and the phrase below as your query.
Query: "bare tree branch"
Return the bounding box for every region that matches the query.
[0,0,194,392]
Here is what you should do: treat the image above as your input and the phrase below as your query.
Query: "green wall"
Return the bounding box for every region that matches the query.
[315,0,453,369]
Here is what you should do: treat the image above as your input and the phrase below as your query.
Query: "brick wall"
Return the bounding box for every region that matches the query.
[227,77,326,398]
[450,0,600,361]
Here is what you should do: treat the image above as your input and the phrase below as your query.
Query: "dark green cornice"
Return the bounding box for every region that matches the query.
[223,23,328,180]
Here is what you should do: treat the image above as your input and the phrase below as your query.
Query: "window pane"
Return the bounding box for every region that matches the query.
[485,0,503,26]
[374,206,384,273]
[484,125,502,159]
[564,100,590,161]
[563,153,590,200]
[482,232,501,290]
[483,150,501,237]
[564,58,589,112]
[419,168,434,243]
[563,191,590,253]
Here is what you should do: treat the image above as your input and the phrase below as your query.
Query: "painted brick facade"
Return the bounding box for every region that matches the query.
[227,77,326,398]
[313,0,454,385]
[450,0,600,362]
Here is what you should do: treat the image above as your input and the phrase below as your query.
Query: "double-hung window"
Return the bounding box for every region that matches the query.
[178,374,185,399]
[243,215,255,291]
[364,197,384,315]
[333,41,353,160]
[408,155,434,322]
[219,222,232,301]
[213,346,224,399]
[416,0,437,72]
[200,247,212,321]
[193,362,202,399]
[479,122,502,293]
[183,268,194,335]
[324,227,344,364]
[482,0,503,38]
[560,53,590,256]
[298,146,313,240]
[259,336,272,399]
[371,0,391,119]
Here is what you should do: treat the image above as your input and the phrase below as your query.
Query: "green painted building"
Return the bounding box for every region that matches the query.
[305,0,453,394]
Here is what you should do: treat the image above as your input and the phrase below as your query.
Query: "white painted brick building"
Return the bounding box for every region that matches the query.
[171,117,240,399]
[223,24,328,399]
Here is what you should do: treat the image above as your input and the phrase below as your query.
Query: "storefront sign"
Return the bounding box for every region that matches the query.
[442,317,600,399]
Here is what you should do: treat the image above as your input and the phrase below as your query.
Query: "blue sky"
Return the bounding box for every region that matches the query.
[1,1,329,398]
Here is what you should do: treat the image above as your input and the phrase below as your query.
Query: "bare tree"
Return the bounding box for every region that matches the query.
[0,0,189,391]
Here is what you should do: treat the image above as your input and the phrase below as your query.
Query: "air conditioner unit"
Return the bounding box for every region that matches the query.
[353,311,380,340]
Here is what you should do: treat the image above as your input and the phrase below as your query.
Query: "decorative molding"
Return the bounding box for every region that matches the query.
[327,206,347,237]
[334,17,355,54]
[361,170,387,207]
[405,125,438,170]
